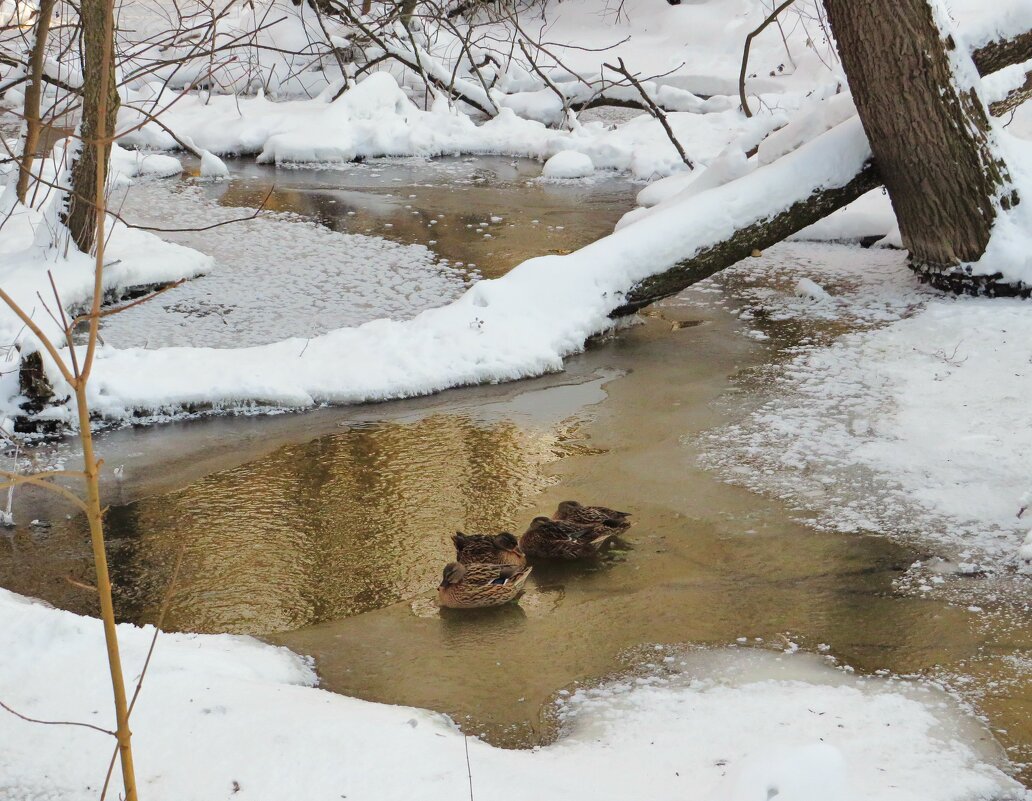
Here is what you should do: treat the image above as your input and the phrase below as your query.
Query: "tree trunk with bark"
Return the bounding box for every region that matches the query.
[822,0,1018,289]
[59,0,120,253]
[614,162,881,315]
[16,0,57,206]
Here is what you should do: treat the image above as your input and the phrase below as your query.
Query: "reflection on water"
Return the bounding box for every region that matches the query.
[101,156,638,349]
[1,312,1029,775]
[100,409,600,634]
[1,218,1028,781]
[212,157,637,279]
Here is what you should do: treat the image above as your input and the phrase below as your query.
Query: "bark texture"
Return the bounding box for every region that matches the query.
[15,0,57,205]
[989,68,1032,117]
[822,0,1016,276]
[59,0,120,253]
[613,163,881,315]
[971,29,1032,76]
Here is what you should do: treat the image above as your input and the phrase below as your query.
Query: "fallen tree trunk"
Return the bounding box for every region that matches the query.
[989,66,1032,116]
[971,29,1032,76]
[610,25,1032,316]
[612,162,880,315]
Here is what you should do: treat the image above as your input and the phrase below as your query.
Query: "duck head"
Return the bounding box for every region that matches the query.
[493,531,524,556]
[440,561,466,587]
[556,500,583,516]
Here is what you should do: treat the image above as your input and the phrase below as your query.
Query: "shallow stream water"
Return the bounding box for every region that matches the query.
[1,158,1029,783]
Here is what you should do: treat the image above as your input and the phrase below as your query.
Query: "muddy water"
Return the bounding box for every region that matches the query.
[0,161,1028,782]
[194,156,636,278]
[5,303,1027,770]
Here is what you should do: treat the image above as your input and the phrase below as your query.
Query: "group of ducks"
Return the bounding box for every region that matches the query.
[437,500,631,609]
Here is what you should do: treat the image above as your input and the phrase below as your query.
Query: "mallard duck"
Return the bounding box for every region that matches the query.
[554,500,631,532]
[437,561,533,609]
[519,516,619,560]
[452,531,527,567]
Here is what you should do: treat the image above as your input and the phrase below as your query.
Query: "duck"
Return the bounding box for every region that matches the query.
[553,500,632,532]
[437,561,533,609]
[452,531,527,568]
[519,516,620,560]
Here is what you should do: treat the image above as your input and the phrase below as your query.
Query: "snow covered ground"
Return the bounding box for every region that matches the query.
[119,70,784,180]
[0,587,1025,801]
[672,241,1032,574]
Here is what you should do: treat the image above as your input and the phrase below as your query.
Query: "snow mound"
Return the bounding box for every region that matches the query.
[542,150,595,179]
[0,588,1022,801]
[794,277,831,301]
[109,143,182,186]
[199,149,230,179]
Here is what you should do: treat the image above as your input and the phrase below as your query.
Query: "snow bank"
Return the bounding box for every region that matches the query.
[108,143,183,186]
[0,220,210,353]
[119,72,785,180]
[0,196,211,429]
[952,0,1032,49]
[0,588,1023,801]
[73,116,873,419]
[516,0,844,99]
[695,242,1032,571]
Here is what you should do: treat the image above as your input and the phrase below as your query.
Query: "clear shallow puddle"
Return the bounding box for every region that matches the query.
[1,163,1029,785]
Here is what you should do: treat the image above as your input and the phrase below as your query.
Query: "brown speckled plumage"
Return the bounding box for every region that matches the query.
[554,500,631,532]
[519,516,619,559]
[437,561,533,608]
[452,532,527,568]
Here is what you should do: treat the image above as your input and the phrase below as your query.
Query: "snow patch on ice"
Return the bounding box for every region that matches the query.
[691,242,1032,571]
[100,181,470,348]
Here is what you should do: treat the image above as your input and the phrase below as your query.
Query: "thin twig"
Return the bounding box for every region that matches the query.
[0,699,115,736]
[739,0,796,118]
[48,271,80,378]
[464,734,474,801]
[65,575,99,592]
[602,57,693,168]
[70,279,186,329]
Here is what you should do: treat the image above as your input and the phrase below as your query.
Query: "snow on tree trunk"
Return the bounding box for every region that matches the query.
[822,0,1018,288]
[59,0,120,254]
[614,163,880,316]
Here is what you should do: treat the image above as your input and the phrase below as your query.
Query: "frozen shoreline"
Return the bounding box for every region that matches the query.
[0,586,1025,801]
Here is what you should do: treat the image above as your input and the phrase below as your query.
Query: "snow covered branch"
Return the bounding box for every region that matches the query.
[971,28,1032,77]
